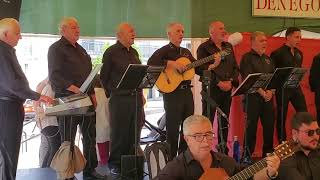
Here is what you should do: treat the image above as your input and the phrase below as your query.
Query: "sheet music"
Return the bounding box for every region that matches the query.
[248,73,273,93]
[79,64,102,93]
[138,66,164,89]
[283,68,307,88]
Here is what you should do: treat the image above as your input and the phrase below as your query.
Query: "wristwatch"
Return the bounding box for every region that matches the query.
[266,169,278,179]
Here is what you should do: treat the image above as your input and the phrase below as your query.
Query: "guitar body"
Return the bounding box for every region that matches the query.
[199,168,229,180]
[156,57,195,93]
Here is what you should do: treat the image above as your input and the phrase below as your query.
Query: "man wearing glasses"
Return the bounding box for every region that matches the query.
[156,115,280,179]
[278,112,320,180]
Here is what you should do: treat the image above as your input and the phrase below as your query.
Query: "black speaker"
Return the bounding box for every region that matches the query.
[0,0,22,20]
[121,155,144,180]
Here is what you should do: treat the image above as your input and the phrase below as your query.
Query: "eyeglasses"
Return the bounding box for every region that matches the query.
[298,128,320,137]
[187,132,215,142]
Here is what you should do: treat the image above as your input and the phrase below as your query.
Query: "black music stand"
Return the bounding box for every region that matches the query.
[116,64,163,180]
[266,67,307,142]
[232,73,273,164]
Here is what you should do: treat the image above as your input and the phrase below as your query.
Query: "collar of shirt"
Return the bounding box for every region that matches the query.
[60,36,81,48]
[283,44,299,54]
[0,40,15,53]
[115,40,134,51]
[207,38,229,50]
[296,148,320,158]
[184,148,222,165]
[168,42,181,50]
[249,49,267,58]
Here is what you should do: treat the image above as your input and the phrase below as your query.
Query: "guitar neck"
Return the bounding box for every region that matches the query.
[185,55,214,70]
[229,158,267,180]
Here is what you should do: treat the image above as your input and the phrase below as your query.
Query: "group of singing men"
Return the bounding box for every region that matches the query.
[0,15,319,180]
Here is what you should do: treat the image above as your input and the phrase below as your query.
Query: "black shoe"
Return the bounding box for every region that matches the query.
[83,170,106,179]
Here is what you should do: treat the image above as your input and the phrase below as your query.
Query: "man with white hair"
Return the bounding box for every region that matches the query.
[0,18,52,179]
[196,21,239,155]
[48,17,104,179]
[148,23,205,158]
[100,22,145,176]
[157,115,280,180]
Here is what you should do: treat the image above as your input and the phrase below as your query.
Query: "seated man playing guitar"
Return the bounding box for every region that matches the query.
[156,115,283,180]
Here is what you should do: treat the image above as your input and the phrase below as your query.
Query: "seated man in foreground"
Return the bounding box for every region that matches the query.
[156,115,280,180]
[278,112,320,180]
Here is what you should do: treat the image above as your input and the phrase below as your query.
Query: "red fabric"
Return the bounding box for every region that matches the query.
[220,33,318,156]
[97,141,110,165]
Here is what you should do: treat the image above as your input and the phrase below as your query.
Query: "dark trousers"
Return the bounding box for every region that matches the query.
[202,86,231,153]
[275,86,307,142]
[108,94,143,169]
[244,94,275,157]
[40,126,61,168]
[57,114,97,173]
[315,91,320,125]
[0,100,24,180]
[163,89,194,158]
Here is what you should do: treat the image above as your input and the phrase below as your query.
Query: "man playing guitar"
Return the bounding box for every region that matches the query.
[156,115,281,180]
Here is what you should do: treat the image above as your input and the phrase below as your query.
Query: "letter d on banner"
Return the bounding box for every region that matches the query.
[0,0,22,20]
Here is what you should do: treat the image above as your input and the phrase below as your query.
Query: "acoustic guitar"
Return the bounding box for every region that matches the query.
[155,50,231,93]
[199,140,299,180]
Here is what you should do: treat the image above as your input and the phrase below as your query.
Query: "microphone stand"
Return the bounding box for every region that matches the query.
[202,70,229,154]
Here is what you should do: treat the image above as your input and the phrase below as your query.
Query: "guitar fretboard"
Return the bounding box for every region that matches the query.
[185,55,214,70]
[228,158,267,180]
[185,49,231,71]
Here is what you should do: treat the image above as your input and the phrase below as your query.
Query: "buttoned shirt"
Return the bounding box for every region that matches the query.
[278,149,320,180]
[48,36,92,96]
[240,49,275,78]
[196,39,239,87]
[156,149,245,180]
[100,41,141,97]
[0,40,39,101]
[270,44,303,68]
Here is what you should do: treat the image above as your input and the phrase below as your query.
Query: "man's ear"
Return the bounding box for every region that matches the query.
[3,30,8,38]
[184,135,188,143]
[292,129,298,142]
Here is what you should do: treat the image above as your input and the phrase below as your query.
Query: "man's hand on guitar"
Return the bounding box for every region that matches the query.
[208,53,221,70]
[167,60,186,73]
[265,154,280,178]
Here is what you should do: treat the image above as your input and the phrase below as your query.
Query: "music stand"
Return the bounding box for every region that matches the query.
[232,73,273,164]
[116,64,163,180]
[267,67,307,142]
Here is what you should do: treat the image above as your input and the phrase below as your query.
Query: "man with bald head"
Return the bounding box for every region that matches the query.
[100,22,144,176]
[48,17,104,179]
[148,23,204,158]
[0,18,52,179]
[196,21,239,155]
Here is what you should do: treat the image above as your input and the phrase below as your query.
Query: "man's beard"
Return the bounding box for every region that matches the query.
[298,139,319,151]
